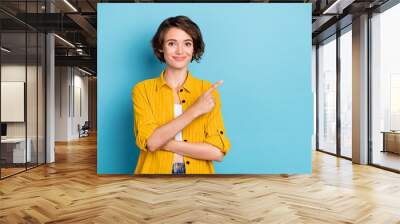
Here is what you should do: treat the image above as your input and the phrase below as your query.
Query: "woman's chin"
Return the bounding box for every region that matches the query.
[167,62,190,70]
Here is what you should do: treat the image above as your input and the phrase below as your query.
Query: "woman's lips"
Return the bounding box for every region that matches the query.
[172,56,186,61]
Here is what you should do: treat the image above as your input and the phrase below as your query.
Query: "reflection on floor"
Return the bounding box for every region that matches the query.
[373,150,400,171]
[0,167,25,177]
[0,163,40,178]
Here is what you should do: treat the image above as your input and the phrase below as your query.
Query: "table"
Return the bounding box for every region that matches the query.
[1,138,32,163]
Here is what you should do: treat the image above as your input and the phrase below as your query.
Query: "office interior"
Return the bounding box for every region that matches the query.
[1,0,97,179]
[0,0,400,222]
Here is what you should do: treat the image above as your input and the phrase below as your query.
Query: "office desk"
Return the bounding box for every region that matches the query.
[381,131,400,154]
[1,138,32,163]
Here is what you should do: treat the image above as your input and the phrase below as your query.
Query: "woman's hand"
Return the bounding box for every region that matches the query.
[186,80,223,118]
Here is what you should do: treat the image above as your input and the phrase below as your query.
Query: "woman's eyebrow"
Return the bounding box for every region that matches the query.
[165,39,193,42]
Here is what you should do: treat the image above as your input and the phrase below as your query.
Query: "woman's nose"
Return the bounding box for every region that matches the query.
[176,44,183,54]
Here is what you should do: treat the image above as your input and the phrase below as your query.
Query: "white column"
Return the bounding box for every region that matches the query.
[46,1,55,163]
[352,14,369,164]
[46,33,55,163]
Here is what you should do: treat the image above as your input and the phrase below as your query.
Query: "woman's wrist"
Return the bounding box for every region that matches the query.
[163,140,170,150]
[164,140,176,152]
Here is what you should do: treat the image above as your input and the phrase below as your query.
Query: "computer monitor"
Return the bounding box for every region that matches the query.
[1,123,7,137]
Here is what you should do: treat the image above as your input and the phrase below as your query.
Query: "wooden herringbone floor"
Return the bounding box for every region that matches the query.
[1,134,400,224]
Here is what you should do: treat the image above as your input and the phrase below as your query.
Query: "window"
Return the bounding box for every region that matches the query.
[317,35,337,154]
[371,3,400,171]
[339,28,352,158]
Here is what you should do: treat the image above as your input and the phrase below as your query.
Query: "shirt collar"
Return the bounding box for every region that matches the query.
[156,70,194,93]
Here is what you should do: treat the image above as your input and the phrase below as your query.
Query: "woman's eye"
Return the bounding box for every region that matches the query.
[168,42,175,46]
[185,42,192,47]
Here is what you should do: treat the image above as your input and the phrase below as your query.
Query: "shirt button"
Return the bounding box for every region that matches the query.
[181,99,186,103]
[183,139,188,142]
[179,89,183,92]
[186,161,190,165]
[220,130,224,135]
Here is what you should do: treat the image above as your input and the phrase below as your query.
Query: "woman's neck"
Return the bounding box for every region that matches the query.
[164,67,188,90]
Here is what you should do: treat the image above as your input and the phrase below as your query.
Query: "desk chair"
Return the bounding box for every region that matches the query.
[78,121,90,138]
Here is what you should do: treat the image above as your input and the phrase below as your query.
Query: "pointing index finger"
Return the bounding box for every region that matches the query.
[205,80,223,95]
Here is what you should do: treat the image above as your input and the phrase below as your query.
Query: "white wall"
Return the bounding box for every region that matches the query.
[55,67,89,141]
[55,66,69,141]
[72,73,89,138]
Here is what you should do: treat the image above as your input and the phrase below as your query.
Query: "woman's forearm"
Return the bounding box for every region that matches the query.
[146,108,200,152]
[164,140,224,162]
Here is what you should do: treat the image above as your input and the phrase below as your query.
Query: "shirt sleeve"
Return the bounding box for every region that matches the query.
[132,83,159,152]
[203,87,231,156]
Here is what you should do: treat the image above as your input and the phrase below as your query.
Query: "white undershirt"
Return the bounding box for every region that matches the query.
[173,104,184,163]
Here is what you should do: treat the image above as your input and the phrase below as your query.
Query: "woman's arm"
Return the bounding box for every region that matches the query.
[145,109,199,152]
[146,81,223,152]
[164,140,224,162]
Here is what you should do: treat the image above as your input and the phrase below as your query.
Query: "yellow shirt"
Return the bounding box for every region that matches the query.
[132,71,231,174]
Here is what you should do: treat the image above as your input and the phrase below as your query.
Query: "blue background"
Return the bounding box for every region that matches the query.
[97,3,312,174]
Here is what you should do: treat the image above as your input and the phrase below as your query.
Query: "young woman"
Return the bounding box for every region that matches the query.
[132,16,231,174]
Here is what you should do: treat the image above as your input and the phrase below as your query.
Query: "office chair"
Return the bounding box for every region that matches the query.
[78,121,90,138]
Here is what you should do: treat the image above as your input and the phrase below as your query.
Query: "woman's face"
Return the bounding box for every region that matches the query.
[162,27,194,70]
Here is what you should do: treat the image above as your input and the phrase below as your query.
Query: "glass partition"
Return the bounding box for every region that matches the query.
[0,1,46,179]
[1,31,28,177]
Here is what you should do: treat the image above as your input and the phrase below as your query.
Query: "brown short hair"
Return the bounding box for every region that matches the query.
[151,16,205,63]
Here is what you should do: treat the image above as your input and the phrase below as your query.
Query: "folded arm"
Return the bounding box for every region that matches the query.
[133,83,201,152]
[145,81,223,152]
[133,80,229,159]
[145,108,199,152]
[163,140,224,162]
